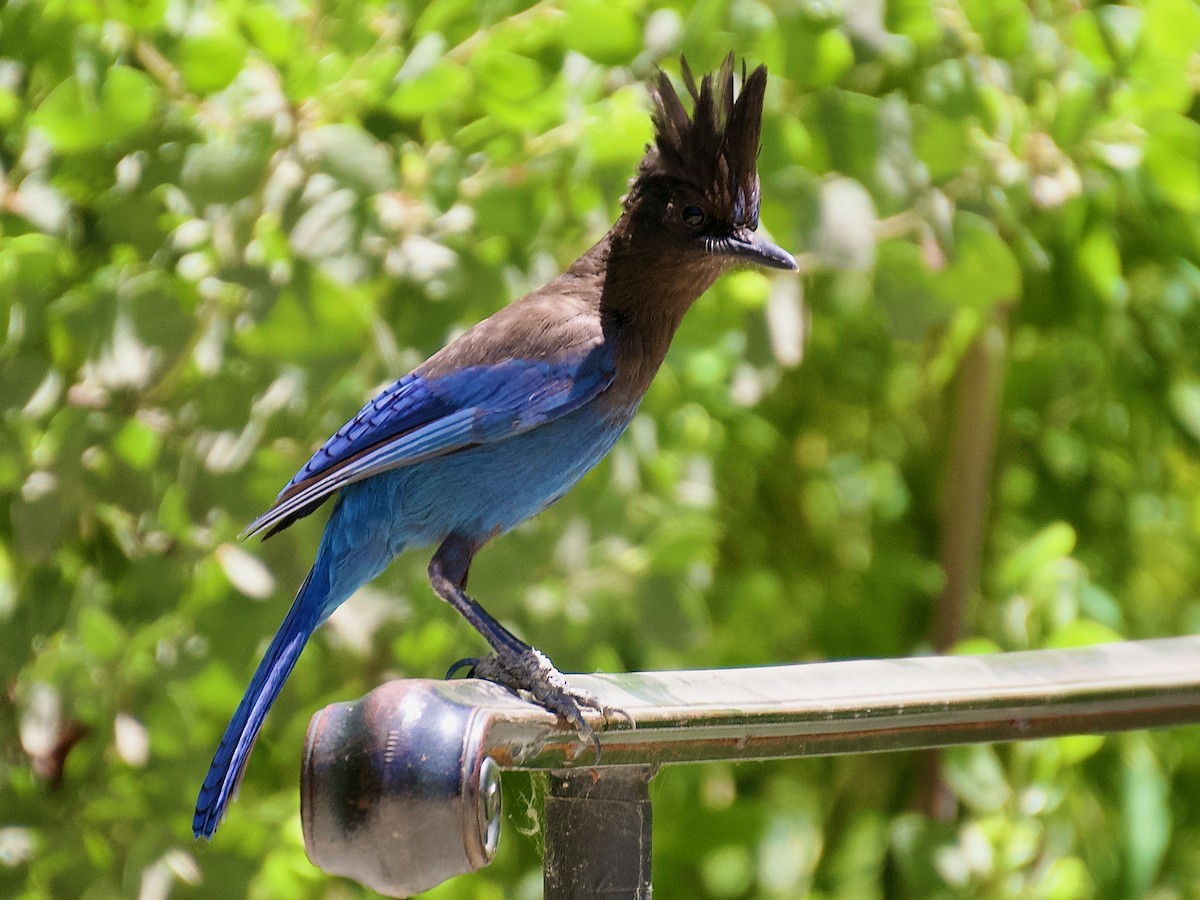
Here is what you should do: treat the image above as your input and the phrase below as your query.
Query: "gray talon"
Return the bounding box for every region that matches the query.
[467,647,631,755]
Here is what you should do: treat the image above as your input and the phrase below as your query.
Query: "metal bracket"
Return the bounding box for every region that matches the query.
[544,766,656,899]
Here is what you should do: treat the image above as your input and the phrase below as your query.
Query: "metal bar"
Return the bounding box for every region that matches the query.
[300,636,1200,896]
[469,636,1200,768]
[543,766,656,900]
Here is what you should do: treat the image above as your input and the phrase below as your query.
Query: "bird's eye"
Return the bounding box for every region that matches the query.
[681,205,706,229]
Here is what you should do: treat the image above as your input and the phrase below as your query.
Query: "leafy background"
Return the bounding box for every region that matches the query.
[3,0,1200,896]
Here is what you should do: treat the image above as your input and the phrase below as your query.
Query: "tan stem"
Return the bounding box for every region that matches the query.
[916,309,1008,819]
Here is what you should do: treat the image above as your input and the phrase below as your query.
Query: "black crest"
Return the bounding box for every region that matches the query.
[632,54,768,229]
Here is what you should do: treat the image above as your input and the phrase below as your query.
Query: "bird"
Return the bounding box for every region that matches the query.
[193,53,796,839]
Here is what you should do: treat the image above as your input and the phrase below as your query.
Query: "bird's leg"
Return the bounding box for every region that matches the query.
[429,535,627,754]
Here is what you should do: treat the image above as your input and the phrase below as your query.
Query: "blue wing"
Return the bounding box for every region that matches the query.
[244,344,616,539]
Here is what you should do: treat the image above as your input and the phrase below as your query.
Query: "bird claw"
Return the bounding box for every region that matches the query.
[466,647,632,760]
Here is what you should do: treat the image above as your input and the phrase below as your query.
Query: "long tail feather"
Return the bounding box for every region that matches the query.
[193,569,324,839]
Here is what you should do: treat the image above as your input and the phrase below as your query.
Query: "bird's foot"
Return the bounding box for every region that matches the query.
[446,648,631,759]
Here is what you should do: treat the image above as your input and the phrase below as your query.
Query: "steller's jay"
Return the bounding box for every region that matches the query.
[194,54,796,838]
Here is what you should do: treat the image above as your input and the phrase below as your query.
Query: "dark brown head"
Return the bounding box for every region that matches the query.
[622,54,796,273]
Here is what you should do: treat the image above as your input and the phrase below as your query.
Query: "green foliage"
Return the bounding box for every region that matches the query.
[2,0,1200,898]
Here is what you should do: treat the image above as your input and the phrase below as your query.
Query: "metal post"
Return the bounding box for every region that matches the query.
[543,766,657,900]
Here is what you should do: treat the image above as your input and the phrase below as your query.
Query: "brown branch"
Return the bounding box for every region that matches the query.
[915,308,1009,819]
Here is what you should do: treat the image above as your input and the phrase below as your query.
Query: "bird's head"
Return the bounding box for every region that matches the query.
[622,55,797,274]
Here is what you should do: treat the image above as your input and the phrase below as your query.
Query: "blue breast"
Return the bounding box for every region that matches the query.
[332,400,637,551]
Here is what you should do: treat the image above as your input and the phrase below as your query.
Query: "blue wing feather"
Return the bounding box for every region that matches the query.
[244,345,615,539]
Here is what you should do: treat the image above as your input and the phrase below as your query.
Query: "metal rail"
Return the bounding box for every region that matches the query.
[300,636,1200,897]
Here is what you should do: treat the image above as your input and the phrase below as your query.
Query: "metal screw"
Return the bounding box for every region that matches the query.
[479,756,502,857]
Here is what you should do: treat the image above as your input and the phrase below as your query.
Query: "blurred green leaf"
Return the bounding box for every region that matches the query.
[1044,620,1123,649]
[1077,229,1124,303]
[1054,734,1105,766]
[944,745,1010,813]
[1144,113,1200,212]
[999,522,1076,589]
[242,5,297,61]
[179,31,248,95]
[389,58,472,119]
[1039,855,1091,899]
[700,845,754,897]
[113,419,161,471]
[108,0,168,28]
[787,27,854,90]
[934,212,1021,310]
[1096,5,1140,66]
[874,241,949,340]
[961,0,1029,60]
[237,274,373,359]
[1122,736,1171,895]
[922,60,981,118]
[1170,380,1200,442]
[78,607,126,663]
[32,66,158,154]
[563,0,640,65]
[181,123,275,205]
[915,111,972,181]
[951,637,1002,656]
[0,233,74,295]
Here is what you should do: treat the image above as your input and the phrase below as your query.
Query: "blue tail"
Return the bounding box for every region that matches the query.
[193,568,325,839]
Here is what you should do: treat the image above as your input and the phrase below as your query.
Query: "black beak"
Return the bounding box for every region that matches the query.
[718,228,798,271]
